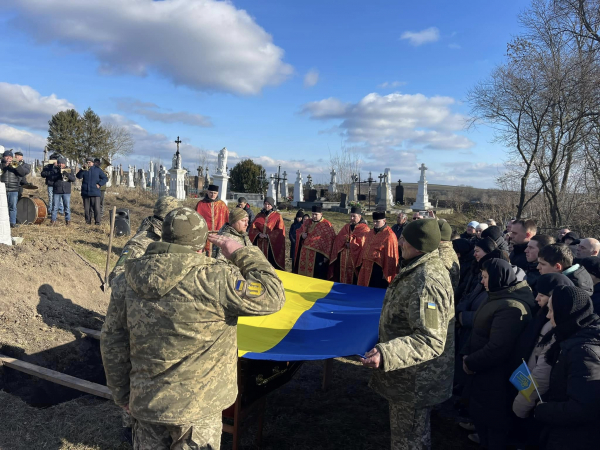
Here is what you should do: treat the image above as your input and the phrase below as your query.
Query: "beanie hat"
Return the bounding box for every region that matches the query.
[162,207,208,251]
[581,256,600,279]
[93,158,101,163]
[476,223,489,231]
[2,150,13,158]
[229,207,248,225]
[264,197,275,207]
[295,209,304,218]
[372,211,386,221]
[438,220,452,241]
[474,237,497,254]
[153,196,180,220]
[401,219,441,253]
[562,231,580,242]
[467,221,479,228]
[537,273,574,296]
[481,226,503,241]
[237,197,247,204]
[57,157,67,165]
[86,157,94,163]
[452,238,473,256]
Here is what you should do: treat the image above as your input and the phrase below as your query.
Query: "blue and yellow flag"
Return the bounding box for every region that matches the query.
[238,271,386,361]
[510,361,538,401]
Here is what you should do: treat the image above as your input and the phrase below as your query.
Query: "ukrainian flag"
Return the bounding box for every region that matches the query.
[238,271,386,361]
[510,361,538,401]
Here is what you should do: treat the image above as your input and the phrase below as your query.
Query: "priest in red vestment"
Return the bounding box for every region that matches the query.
[195,184,229,255]
[293,205,336,279]
[249,196,286,270]
[357,211,399,288]
[329,206,370,284]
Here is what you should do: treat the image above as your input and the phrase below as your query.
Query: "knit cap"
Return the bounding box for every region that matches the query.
[264,197,275,207]
[229,207,248,225]
[452,238,473,256]
[401,219,441,253]
[153,196,180,220]
[162,207,208,251]
[537,273,574,296]
[551,285,593,326]
[438,220,452,241]
[481,226,503,241]
[467,221,479,228]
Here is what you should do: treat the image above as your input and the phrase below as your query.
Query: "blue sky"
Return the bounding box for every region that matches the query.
[0,0,530,188]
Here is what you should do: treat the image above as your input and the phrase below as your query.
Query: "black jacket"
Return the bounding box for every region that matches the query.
[242,204,255,229]
[455,253,475,301]
[43,166,76,194]
[525,262,541,297]
[510,242,529,271]
[592,283,600,313]
[563,265,594,296]
[1,161,29,192]
[41,163,56,186]
[463,281,535,425]
[535,321,600,450]
[77,166,107,197]
[391,223,405,241]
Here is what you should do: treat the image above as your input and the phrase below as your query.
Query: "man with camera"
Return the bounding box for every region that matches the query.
[77,157,108,225]
[1,149,31,228]
[42,157,75,226]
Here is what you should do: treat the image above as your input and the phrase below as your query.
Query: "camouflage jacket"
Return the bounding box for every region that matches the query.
[212,224,253,260]
[438,241,460,291]
[101,244,285,424]
[370,250,455,407]
[108,216,162,285]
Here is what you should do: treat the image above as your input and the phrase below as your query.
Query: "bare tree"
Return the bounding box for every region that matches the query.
[104,123,134,162]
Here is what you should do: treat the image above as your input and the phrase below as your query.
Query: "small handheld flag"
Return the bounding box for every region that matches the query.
[509,359,543,403]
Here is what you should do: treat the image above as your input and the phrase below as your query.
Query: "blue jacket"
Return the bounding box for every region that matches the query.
[77,166,107,197]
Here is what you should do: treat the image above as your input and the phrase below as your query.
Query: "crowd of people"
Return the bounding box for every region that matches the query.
[0,149,32,228]
[99,189,600,450]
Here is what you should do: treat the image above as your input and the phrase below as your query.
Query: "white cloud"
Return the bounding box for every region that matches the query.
[4,0,293,95]
[430,162,503,188]
[303,69,319,88]
[378,81,407,89]
[301,92,473,151]
[0,124,47,152]
[400,27,440,46]
[115,98,212,127]
[0,82,75,130]
[448,43,461,50]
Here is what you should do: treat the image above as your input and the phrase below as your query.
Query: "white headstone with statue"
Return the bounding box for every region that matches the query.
[212,147,229,201]
[158,165,168,197]
[293,170,304,206]
[169,137,186,200]
[127,165,135,188]
[411,163,433,210]
[328,168,337,194]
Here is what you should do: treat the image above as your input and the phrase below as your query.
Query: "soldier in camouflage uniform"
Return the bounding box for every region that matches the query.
[212,207,252,260]
[101,207,285,450]
[108,196,180,285]
[438,220,460,291]
[361,219,455,450]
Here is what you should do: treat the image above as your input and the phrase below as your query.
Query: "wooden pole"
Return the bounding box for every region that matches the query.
[103,206,117,292]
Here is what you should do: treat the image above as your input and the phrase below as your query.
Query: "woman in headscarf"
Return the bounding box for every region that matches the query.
[534,286,600,450]
[481,225,510,253]
[289,209,304,262]
[512,274,574,420]
[462,258,535,449]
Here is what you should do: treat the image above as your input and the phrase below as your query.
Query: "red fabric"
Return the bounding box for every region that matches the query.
[357,227,399,287]
[329,222,370,284]
[195,199,229,254]
[294,219,336,278]
[249,210,286,270]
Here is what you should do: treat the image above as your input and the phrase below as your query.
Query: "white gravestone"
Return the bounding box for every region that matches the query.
[149,161,154,189]
[0,181,12,245]
[127,165,135,188]
[212,147,229,202]
[385,168,393,202]
[267,174,277,200]
[293,170,304,206]
[349,174,358,202]
[328,168,337,194]
[158,165,168,197]
[411,163,433,210]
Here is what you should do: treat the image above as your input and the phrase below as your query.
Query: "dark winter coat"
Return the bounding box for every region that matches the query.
[242,204,255,228]
[391,223,405,241]
[592,283,600,313]
[77,166,107,197]
[41,163,56,186]
[463,280,535,425]
[535,321,600,450]
[510,242,529,271]
[563,265,594,296]
[43,166,76,194]
[455,253,475,301]
[1,162,29,192]
[525,262,541,297]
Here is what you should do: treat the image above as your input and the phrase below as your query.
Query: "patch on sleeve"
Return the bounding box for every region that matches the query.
[425,302,439,328]
[115,249,130,267]
[427,302,437,310]
[235,279,246,293]
[246,281,264,298]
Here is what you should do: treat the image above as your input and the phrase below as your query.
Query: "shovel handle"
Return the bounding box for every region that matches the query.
[104,206,117,291]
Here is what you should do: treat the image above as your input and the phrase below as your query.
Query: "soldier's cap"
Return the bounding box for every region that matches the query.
[438,220,452,241]
[350,206,362,215]
[229,206,248,225]
[57,157,67,164]
[14,151,23,156]
[208,184,219,192]
[153,196,180,221]
[237,196,247,204]
[402,219,441,253]
[2,150,13,158]
[372,211,386,221]
[312,205,322,213]
[264,196,275,207]
[162,207,208,251]
[85,157,94,163]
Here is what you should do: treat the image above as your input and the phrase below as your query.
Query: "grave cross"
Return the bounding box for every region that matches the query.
[174,136,182,152]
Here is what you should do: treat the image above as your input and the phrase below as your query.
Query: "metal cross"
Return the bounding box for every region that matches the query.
[174,136,182,152]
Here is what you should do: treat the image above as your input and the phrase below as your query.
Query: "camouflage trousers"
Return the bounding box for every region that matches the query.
[389,402,432,450]
[132,413,222,450]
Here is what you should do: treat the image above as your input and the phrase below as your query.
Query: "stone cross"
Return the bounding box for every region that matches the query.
[293,170,304,206]
[328,168,337,194]
[158,165,168,197]
[419,163,428,179]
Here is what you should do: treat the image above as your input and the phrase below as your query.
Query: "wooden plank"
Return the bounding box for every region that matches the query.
[0,354,112,400]
[76,327,101,340]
